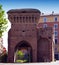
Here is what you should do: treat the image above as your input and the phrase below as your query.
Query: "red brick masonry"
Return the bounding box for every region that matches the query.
[7,9,54,63]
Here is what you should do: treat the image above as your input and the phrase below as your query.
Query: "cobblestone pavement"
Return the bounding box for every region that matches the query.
[0,61,59,65]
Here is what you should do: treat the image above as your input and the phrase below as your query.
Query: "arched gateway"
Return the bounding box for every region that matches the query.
[14,41,32,62]
[7,9,54,63]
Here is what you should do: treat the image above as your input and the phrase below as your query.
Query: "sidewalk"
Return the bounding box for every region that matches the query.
[0,61,59,65]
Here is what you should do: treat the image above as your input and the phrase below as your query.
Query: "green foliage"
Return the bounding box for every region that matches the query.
[17,51,24,56]
[0,4,8,37]
[17,51,24,59]
[16,51,26,63]
[16,50,28,63]
[0,52,7,63]
[16,59,27,63]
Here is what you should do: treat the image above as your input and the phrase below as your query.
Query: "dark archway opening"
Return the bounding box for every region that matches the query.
[14,41,32,63]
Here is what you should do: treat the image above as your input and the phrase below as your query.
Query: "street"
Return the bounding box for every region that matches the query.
[0,61,59,65]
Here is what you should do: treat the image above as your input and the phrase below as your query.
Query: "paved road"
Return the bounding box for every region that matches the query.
[0,61,59,65]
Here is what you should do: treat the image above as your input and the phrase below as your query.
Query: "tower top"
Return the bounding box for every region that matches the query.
[7,8,41,13]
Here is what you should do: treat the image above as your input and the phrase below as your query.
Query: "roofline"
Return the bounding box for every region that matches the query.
[40,14,59,17]
[7,8,41,13]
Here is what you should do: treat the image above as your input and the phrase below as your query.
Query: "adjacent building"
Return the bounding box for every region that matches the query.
[38,13,59,60]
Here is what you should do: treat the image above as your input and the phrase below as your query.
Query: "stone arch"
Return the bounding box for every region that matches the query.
[38,38,50,62]
[14,40,32,63]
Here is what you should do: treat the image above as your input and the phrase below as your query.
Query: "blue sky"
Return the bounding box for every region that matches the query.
[0,0,59,14]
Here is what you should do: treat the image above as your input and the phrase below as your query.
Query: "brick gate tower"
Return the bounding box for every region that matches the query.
[7,9,54,63]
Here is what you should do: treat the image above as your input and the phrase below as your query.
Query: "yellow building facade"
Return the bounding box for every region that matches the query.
[39,14,59,23]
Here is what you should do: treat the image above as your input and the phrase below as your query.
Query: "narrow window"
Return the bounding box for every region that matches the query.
[54,31,58,36]
[54,17,58,22]
[43,24,47,28]
[43,17,47,22]
[54,24,58,29]
[55,38,58,44]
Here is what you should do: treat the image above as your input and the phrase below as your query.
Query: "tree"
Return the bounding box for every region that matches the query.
[0,48,7,63]
[0,5,8,37]
[0,4,8,62]
[16,50,27,63]
[0,46,7,63]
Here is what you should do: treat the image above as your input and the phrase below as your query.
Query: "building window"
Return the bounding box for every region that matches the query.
[43,24,47,28]
[54,31,58,36]
[55,48,57,51]
[43,17,47,22]
[54,24,58,29]
[55,53,59,60]
[54,17,58,22]
[55,38,58,44]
